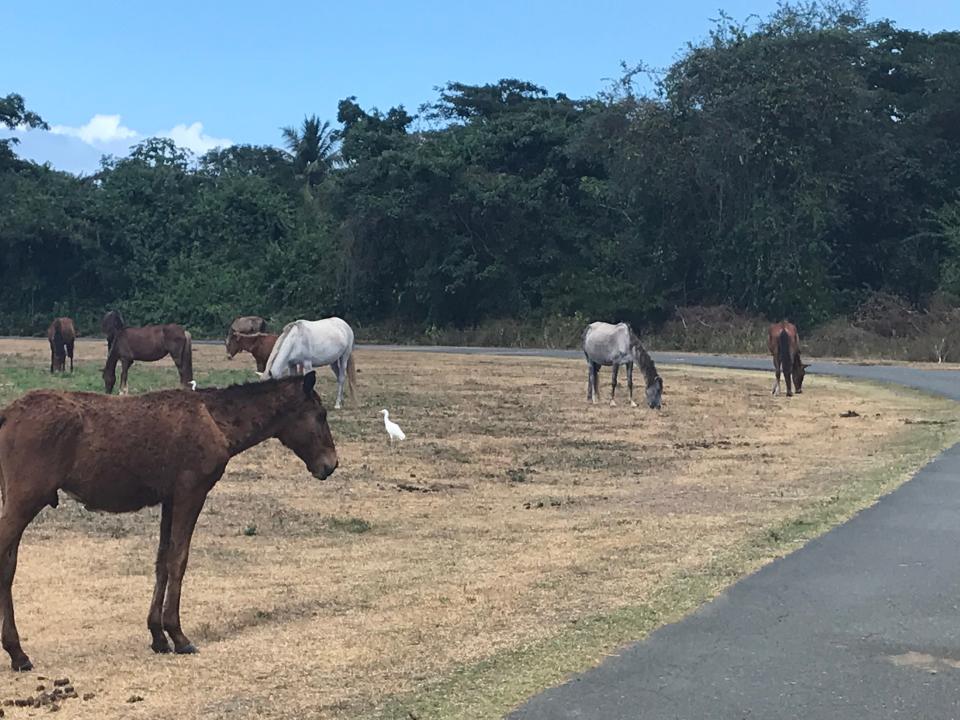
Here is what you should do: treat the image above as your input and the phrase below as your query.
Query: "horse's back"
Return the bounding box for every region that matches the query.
[583,321,630,360]
[298,317,355,354]
[0,389,224,511]
[231,316,267,336]
[768,321,799,353]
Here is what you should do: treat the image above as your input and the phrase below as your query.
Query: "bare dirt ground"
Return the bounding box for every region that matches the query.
[0,338,957,718]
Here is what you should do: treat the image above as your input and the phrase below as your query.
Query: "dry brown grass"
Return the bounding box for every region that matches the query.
[0,339,957,718]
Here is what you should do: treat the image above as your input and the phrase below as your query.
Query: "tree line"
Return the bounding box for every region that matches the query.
[3,3,960,339]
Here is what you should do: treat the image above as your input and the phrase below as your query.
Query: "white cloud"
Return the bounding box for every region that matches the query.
[50,114,138,145]
[160,122,232,154]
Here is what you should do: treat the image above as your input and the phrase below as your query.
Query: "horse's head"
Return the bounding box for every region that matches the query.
[645,376,663,410]
[794,362,809,393]
[225,330,242,359]
[102,362,117,394]
[276,372,338,480]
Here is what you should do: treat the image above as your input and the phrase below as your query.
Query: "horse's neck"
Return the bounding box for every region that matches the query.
[630,340,659,385]
[203,389,288,456]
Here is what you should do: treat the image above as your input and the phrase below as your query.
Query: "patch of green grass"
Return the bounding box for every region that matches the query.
[366,415,960,720]
[0,363,254,406]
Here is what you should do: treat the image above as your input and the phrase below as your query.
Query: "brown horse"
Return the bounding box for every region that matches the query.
[46,317,76,373]
[226,331,279,373]
[0,372,337,671]
[101,311,193,394]
[768,321,808,396]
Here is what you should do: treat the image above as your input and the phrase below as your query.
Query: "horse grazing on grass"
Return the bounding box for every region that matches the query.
[261,317,356,409]
[101,311,193,395]
[0,372,337,671]
[768,321,808,396]
[46,317,76,373]
[226,331,279,373]
[582,321,663,409]
[228,315,267,341]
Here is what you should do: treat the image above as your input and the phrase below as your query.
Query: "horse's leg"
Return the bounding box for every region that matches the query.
[610,363,620,407]
[147,501,173,654]
[585,358,593,402]
[161,487,209,654]
[784,356,794,397]
[49,348,54,374]
[334,358,347,409]
[627,362,638,407]
[68,341,74,373]
[591,363,601,404]
[0,504,42,671]
[772,357,781,395]
[120,359,133,396]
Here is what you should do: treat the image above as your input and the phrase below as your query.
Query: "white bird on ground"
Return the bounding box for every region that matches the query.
[380,409,406,445]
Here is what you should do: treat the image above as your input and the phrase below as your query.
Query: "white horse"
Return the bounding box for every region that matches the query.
[582,321,663,408]
[261,317,357,409]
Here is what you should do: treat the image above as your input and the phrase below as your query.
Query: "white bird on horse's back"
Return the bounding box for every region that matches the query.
[260,317,357,409]
[380,409,406,445]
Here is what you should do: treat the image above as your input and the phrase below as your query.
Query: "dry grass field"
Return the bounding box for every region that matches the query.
[0,338,957,719]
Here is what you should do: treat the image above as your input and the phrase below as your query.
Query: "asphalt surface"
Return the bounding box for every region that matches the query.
[445,350,960,720]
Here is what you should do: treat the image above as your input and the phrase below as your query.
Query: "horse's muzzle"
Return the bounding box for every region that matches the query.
[313,460,338,481]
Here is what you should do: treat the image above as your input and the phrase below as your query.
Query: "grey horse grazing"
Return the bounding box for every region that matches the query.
[261,317,357,409]
[582,322,663,409]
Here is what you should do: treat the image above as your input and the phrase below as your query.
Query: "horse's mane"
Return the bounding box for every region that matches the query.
[196,374,300,400]
[261,321,299,378]
[102,310,125,339]
[628,329,660,386]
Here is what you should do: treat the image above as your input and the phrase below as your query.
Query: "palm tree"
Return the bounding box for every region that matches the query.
[280,115,338,189]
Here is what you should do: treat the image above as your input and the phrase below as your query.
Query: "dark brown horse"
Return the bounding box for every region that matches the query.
[46,317,76,373]
[0,372,337,671]
[101,311,193,394]
[226,331,279,373]
[768,321,808,396]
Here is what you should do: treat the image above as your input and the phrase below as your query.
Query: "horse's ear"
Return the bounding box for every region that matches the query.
[302,371,317,398]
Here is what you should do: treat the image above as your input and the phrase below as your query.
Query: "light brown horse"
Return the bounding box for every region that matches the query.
[768,321,808,396]
[0,372,337,671]
[228,315,267,340]
[46,317,76,373]
[226,331,279,373]
[101,311,193,394]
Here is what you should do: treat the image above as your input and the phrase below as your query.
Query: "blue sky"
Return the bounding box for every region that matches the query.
[5,1,959,174]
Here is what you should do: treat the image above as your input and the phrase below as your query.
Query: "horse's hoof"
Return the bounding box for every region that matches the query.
[175,643,199,655]
[151,640,172,654]
[609,400,617,407]
[11,657,33,672]
[630,401,638,408]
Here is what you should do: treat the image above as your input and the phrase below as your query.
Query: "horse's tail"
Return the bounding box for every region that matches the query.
[346,353,358,398]
[778,328,792,377]
[262,322,298,379]
[52,319,64,352]
[179,331,194,385]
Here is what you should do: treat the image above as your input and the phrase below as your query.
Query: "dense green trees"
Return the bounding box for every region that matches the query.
[2,4,960,337]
